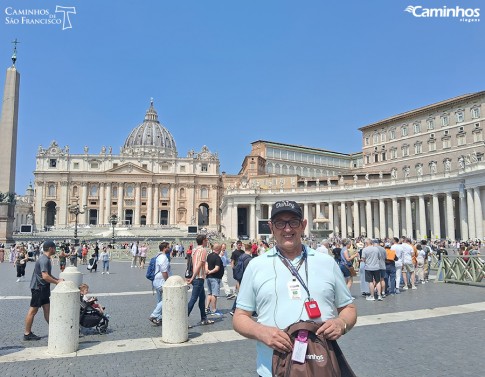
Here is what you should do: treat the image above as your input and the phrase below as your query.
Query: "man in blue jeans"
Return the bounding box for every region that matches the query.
[186,234,214,325]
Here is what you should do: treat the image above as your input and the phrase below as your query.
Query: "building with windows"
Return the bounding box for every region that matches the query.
[33,101,222,232]
[220,91,485,241]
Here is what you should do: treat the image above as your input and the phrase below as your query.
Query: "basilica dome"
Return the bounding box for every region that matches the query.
[123,100,177,156]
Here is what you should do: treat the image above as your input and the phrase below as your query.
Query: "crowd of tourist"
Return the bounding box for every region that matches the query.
[5,231,482,344]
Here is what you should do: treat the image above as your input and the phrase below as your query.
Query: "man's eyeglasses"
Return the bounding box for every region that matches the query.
[271,219,302,229]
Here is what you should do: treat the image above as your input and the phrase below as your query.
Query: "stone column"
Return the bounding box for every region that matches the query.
[255,199,261,238]
[359,202,366,236]
[392,197,399,238]
[345,204,351,237]
[328,202,334,235]
[466,189,476,240]
[373,201,379,238]
[231,203,238,239]
[386,200,393,238]
[432,194,440,240]
[353,201,360,238]
[146,184,153,225]
[304,203,313,236]
[405,197,412,238]
[59,181,69,227]
[315,203,321,219]
[445,192,454,240]
[250,203,256,240]
[162,276,188,344]
[333,203,340,236]
[268,204,273,219]
[340,202,347,239]
[81,182,88,225]
[418,195,426,240]
[459,190,468,241]
[153,184,159,225]
[170,184,176,226]
[117,183,124,222]
[366,200,372,238]
[400,199,407,237]
[105,183,112,221]
[99,183,105,226]
[190,184,196,225]
[47,281,80,355]
[474,187,483,240]
[34,181,44,231]
[134,183,141,226]
[379,199,386,239]
[59,266,83,287]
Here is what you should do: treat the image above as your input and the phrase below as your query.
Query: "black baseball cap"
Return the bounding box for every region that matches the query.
[270,200,303,220]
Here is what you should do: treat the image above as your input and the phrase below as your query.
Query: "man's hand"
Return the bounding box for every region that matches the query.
[316,318,345,340]
[259,326,293,353]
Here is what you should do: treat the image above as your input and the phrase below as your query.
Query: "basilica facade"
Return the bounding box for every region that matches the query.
[33,101,222,231]
[220,91,485,241]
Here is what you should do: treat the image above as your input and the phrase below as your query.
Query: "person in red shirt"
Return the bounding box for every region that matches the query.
[251,242,258,257]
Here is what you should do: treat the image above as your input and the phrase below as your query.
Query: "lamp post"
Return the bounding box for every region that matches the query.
[68,198,87,246]
[109,214,119,247]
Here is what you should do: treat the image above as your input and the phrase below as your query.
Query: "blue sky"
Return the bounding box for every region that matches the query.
[0,0,484,193]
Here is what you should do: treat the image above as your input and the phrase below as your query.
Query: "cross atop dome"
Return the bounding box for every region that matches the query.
[144,98,159,122]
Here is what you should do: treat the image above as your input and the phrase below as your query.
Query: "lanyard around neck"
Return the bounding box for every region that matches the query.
[276,246,311,300]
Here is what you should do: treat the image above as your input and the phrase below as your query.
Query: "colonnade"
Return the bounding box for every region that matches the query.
[228,186,484,242]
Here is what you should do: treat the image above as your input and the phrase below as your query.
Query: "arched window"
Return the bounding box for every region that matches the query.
[141,187,147,198]
[178,188,185,198]
[89,184,98,196]
[72,186,78,197]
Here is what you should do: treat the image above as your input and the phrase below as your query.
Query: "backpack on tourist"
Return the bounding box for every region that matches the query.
[184,254,193,278]
[233,253,251,282]
[272,321,356,377]
[145,255,159,281]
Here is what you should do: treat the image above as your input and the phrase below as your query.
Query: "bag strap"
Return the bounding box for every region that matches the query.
[285,320,321,336]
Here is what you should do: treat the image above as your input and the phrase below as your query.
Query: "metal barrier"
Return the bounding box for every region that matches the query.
[435,255,485,287]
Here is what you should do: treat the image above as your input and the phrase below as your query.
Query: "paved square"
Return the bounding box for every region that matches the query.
[1,258,484,377]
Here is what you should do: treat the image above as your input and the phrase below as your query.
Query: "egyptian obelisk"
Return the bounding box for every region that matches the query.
[0,41,20,244]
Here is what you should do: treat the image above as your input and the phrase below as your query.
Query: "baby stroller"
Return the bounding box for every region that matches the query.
[87,253,98,272]
[80,300,109,334]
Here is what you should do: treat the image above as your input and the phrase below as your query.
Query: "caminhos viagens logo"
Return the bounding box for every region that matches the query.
[405,5,480,22]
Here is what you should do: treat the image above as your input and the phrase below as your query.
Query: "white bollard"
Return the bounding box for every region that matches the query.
[59,266,83,287]
[47,281,80,355]
[162,275,188,343]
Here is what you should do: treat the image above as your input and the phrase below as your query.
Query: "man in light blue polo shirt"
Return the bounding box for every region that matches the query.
[233,200,357,377]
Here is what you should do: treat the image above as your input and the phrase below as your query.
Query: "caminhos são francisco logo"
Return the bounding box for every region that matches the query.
[4,5,77,30]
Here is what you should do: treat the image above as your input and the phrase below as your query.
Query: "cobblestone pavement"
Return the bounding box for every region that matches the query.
[0,257,484,377]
